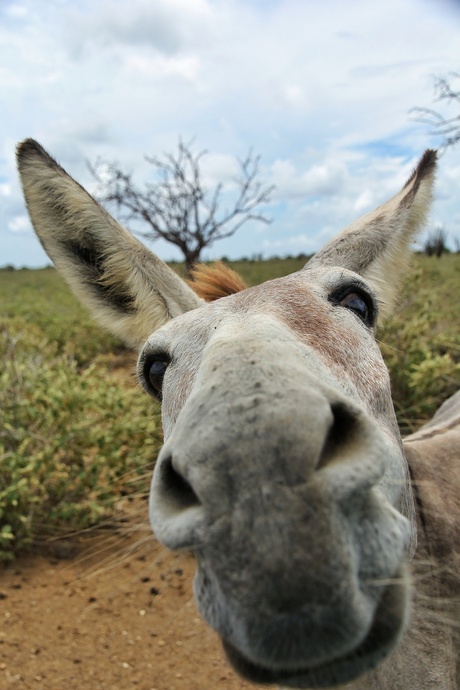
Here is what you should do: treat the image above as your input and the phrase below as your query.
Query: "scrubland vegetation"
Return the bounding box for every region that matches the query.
[1,254,459,560]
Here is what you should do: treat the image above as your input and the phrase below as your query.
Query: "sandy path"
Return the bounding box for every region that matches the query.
[0,508,263,690]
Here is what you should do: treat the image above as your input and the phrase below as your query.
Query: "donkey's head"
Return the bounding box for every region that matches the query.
[17,140,436,688]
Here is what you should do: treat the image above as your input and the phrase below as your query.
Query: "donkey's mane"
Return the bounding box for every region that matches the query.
[188,261,247,302]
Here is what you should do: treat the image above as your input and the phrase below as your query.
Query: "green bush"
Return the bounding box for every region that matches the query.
[0,268,120,366]
[0,256,458,560]
[379,262,460,433]
[0,317,161,561]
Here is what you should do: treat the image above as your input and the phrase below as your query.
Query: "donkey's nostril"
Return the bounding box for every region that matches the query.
[160,455,201,512]
[150,452,206,550]
[318,402,359,470]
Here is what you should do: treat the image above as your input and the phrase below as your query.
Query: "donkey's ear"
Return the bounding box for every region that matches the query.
[17,139,203,350]
[306,150,437,317]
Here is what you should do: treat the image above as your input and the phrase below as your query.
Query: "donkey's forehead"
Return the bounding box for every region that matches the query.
[148,268,378,365]
[230,267,377,323]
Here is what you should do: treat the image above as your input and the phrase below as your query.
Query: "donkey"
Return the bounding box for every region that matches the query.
[17,139,459,689]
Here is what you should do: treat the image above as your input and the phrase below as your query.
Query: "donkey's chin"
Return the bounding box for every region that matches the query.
[222,573,409,689]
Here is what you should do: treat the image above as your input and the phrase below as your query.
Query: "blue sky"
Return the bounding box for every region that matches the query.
[1,0,460,267]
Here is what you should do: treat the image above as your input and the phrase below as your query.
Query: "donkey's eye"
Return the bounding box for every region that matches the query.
[330,287,375,327]
[340,292,369,320]
[144,356,170,400]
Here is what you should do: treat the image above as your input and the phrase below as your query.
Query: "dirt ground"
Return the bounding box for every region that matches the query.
[0,503,264,690]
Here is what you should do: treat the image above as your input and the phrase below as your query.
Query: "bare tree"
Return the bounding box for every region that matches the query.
[89,140,275,274]
[424,226,449,258]
[411,72,460,150]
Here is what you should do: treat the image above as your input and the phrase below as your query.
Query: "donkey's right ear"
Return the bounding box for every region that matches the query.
[17,139,203,350]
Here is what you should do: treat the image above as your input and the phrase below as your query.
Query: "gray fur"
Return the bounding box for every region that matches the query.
[17,140,458,689]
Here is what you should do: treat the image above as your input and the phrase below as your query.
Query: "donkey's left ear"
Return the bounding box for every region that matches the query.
[17,139,203,350]
[306,150,437,317]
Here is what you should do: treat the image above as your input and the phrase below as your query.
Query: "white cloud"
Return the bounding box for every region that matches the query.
[65,0,213,57]
[6,4,28,18]
[200,153,240,187]
[122,53,201,81]
[263,234,318,251]
[270,158,349,199]
[353,189,375,214]
[8,215,31,233]
[1,0,460,266]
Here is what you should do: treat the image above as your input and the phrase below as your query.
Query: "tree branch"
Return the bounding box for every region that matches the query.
[410,72,460,150]
[88,140,274,272]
